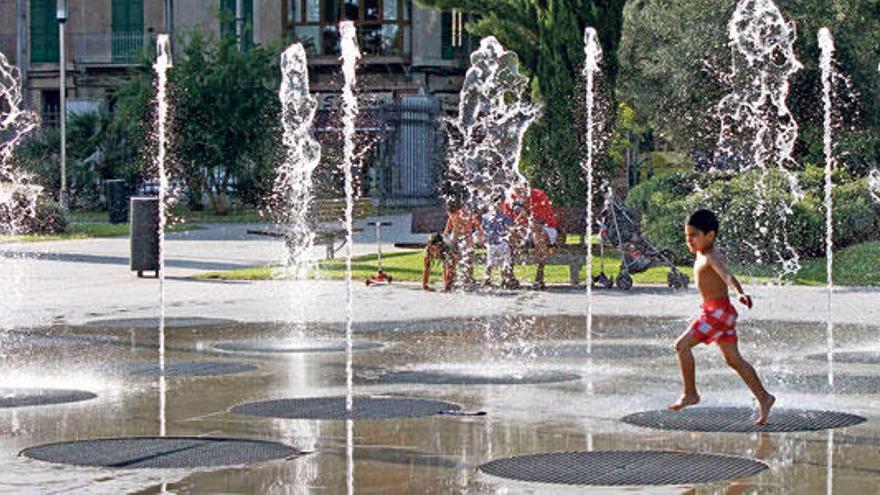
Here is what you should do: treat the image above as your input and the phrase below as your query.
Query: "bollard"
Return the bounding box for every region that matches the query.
[106,179,127,224]
[130,196,160,278]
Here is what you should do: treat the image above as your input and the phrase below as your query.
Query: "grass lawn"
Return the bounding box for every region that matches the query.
[2,223,200,243]
[69,207,267,224]
[195,241,880,287]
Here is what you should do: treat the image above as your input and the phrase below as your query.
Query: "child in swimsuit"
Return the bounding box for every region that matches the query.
[669,209,775,425]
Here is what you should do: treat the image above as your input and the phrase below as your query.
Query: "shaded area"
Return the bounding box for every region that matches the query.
[358,369,580,385]
[20,437,300,468]
[806,352,880,365]
[230,396,461,420]
[212,339,383,354]
[0,251,250,272]
[770,374,880,395]
[479,451,768,486]
[621,407,866,433]
[0,389,97,409]
[88,317,237,329]
[514,343,669,360]
[126,361,258,377]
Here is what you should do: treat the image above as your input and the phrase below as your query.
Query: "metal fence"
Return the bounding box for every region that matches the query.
[0,35,16,64]
[376,95,445,207]
[72,31,145,65]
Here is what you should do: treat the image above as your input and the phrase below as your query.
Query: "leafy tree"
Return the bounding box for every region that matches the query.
[169,30,281,212]
[417,0,627,205]
[618,0,880,173]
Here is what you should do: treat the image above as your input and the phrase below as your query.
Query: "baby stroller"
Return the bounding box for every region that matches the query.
[594,187,689,291]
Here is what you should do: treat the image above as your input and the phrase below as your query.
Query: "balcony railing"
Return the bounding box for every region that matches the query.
[0,35,16,64]
[72,31,146,65]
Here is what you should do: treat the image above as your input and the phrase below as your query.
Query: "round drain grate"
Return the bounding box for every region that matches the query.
[88,317,236,328]
[359,370,580,385]
[20,437,299,468]
[771,374,880,395]
[621,407,866,433]
[127,361,258,377]
[0,389,97,409]
[213,339,383,354]
[230,396,461,420]
[807,352,880,364]
[522,344,669,360]
[479,450,768,486]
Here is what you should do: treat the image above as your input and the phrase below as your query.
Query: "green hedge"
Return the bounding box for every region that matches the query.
[627,169,880,266]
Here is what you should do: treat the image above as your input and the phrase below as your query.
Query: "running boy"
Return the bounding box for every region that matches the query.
[669,209,775,425]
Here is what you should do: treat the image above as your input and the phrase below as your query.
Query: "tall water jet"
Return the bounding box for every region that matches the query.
[274,42,321,330]
[339,20,360,495]
[0,51,39,336]
[869,169,880,203]
[153,34,172,436]
[715,0,804,277]
[582,28,602,359]
[447,36,540,212]
[818,27,835,387]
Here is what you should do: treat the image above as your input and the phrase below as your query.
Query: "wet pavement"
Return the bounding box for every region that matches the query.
[1,315,878,493]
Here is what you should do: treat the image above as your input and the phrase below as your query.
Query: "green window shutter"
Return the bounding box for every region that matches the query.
[440,11,452,60]
[112,0,144,63]
[221,0,254,47]
[30,0,58,63]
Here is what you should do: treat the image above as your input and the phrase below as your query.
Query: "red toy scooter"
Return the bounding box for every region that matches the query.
[365,221,393,286]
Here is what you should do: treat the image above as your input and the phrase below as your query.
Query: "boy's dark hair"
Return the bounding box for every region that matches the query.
[447,198,462,213]
[687,209,719,235]
[426,233,447,259]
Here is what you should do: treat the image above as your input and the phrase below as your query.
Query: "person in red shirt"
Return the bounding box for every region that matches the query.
[504,187,558,289]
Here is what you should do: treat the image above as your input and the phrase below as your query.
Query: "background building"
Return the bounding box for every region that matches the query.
[0,0,474,205]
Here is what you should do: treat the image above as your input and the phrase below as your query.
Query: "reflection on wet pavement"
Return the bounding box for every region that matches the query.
[1,315,878,492]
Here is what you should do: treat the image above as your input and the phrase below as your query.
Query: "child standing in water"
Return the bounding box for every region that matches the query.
[670,209,775,425]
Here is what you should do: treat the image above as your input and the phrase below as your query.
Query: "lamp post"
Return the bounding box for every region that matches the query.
[57,0,68,209]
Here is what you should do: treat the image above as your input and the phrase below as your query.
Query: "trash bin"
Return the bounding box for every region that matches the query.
[106,179,127,224]
[130,196,160,278]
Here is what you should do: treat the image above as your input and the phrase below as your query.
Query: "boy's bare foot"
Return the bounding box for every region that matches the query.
[668,394,700,410]
[755,394,776,425]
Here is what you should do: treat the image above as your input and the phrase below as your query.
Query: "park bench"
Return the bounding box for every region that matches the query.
[403,205,591,286]
[247,198,370,259]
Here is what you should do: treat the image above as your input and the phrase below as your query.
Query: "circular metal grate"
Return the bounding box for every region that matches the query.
[20,437,299,468]
[127,361,258,377]
[479,450,768,486]
[87,317,236,328]
[0,388,97,409]
[212,339,383,354]
[806,352,880,364]
[230,396,461,420]
[359,370,580,385]
[621,407,866,433]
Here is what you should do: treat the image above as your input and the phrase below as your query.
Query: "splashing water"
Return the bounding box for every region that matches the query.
[582,28,602,361]
[274,43,321,280]
[714,0,804,277]
[0,51,39,344]
[818,28,835,387]
[0,51,40,235]
[153,34,172,437]
[869,169,880,203]
[446,36,540,210]
[339,20,360,495]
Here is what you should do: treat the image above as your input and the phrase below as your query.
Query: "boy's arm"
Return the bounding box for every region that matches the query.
[706,250,753,308]
[443,217,452,237]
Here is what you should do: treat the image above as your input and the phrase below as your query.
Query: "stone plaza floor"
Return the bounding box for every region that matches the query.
[1,216,878,493]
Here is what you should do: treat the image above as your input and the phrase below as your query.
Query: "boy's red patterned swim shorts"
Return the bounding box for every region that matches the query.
[689,297,738,344]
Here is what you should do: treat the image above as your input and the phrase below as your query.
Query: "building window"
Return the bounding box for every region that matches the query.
[112,0,144,63]
[441,9,471,60]
[221,0,255,47]
[30,0,58,64]
[289,0,411,57]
